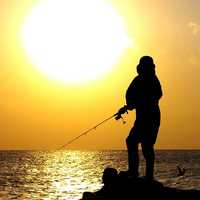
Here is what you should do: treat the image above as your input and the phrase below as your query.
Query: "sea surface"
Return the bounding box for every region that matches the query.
[0,150,199,200]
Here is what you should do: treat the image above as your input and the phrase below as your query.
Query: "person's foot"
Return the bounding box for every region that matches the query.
[143,175,154,182]
[126,170,139,179]
[119,170,139,178]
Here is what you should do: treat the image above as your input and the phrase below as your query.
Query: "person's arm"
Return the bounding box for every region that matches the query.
[125,77,138,110]
[116,77,138,120]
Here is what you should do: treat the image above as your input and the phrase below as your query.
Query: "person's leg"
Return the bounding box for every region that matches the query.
[126,135,139,177]
[141,143,155,180]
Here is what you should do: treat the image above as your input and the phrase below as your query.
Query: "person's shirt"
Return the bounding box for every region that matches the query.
[126,73,162,112]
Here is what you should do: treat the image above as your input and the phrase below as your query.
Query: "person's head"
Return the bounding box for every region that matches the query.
[137,55,155,76]
[102,167,118,185]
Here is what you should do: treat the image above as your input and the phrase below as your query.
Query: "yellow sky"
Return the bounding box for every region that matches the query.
[1,0,200,150]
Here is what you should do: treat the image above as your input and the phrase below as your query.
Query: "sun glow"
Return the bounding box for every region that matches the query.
[22,0,131,83]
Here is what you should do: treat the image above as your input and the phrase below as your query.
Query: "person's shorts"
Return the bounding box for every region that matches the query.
[127,116,160,145]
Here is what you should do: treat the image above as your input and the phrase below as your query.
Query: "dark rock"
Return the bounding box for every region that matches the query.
[81,168,200,200]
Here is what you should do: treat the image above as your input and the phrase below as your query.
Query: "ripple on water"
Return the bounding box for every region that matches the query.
[0,150,199,199]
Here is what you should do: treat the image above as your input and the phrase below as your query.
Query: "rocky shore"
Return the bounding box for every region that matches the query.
[81,168,200,199]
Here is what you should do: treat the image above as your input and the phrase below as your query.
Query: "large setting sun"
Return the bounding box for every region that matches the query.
[21,0,131,83]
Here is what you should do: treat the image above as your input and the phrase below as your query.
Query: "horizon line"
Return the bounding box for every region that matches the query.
[0,148,199,151]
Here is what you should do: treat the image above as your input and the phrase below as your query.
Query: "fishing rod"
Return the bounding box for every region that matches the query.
[58,110,126,150]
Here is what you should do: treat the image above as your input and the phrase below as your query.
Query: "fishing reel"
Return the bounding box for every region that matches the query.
[115,113,126,124]
[115,106,128,124]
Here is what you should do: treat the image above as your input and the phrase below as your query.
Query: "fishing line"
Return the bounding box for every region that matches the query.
[58,111,126,149]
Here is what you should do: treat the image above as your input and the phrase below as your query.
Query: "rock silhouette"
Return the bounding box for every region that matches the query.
[81,167,200,199]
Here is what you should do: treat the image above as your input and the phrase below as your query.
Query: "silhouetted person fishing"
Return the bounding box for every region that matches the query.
[116,56,162,180]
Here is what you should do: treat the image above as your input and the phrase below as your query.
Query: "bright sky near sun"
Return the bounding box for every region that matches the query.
[21,0,132,83]
[1,0,200,150]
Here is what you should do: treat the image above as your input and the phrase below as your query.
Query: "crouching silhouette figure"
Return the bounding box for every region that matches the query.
[82,167,118,199]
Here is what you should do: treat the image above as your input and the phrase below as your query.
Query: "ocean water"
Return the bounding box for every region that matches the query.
[0,150,199,200]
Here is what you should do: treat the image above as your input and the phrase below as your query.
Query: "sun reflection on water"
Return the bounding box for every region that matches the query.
[0,150,116,199]
[19,150,117,200]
